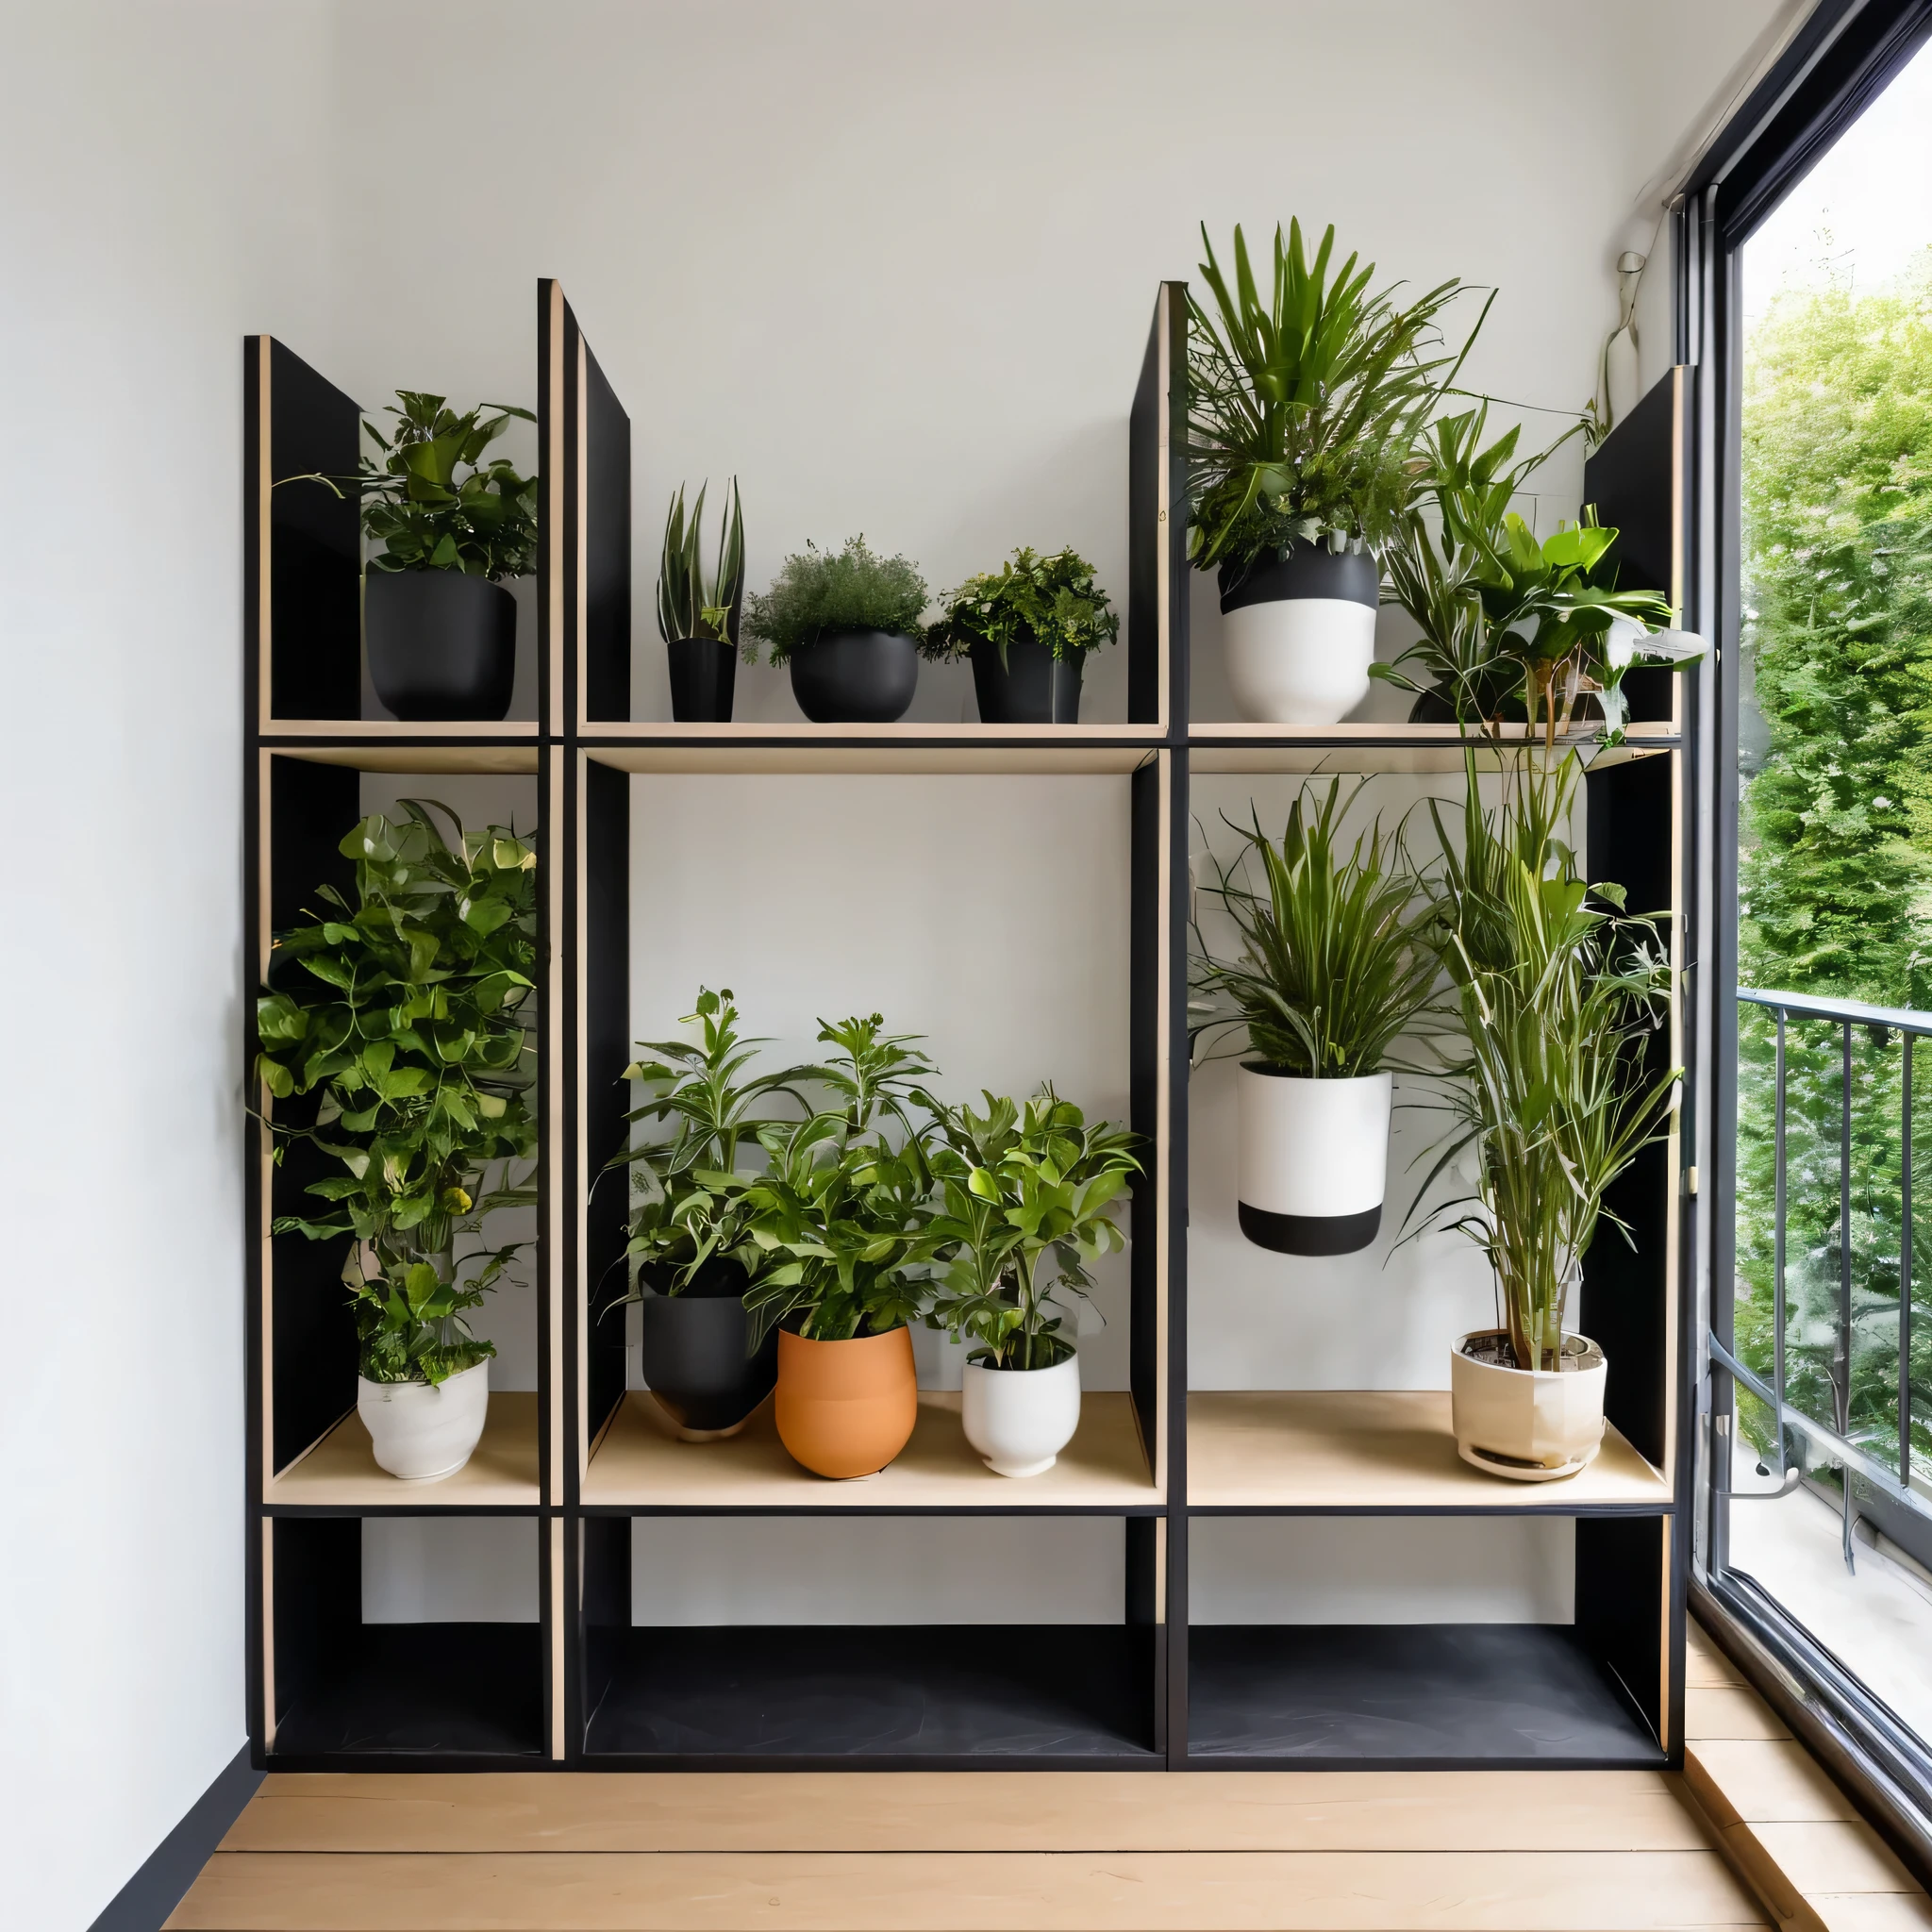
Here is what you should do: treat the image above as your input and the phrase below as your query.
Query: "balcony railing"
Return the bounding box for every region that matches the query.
[1718,987,1932,1573]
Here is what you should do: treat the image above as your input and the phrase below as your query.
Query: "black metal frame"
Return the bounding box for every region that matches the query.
[1687,0,1932,1864]
[243,277,1691,1775]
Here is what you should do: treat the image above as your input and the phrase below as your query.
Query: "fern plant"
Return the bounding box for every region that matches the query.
[924,546,1119,666]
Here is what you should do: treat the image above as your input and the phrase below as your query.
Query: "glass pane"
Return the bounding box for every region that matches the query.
[1726,35,1932,1743]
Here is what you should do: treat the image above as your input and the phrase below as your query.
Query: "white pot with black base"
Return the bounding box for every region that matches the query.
[961,1352,1081,1477]
[358,1360,490,1480]
[1219,541,1380,724]
[1450,1330,1607,1481]
[1237,1065,1391,1256]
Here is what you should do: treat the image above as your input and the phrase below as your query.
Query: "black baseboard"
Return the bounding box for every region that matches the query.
[89,1742,260,1932]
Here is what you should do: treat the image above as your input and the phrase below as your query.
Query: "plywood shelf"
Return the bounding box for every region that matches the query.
[266,1391,541,1508]
[1188,723,1678,775]
[581,735,1160,776]
[583,1391,1158,1511]
[1186,1391,1672,1512]
[261,736,541,774]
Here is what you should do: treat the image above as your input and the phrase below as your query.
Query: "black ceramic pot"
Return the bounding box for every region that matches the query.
[668,638,737,723]
[365,569,517,721]
[969,634,1084,724]
[1215,541,1379,616]
[788,628,919,723]
[635,1259,777,1439]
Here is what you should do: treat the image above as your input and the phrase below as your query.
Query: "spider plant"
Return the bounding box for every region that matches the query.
[1187,220,1484,575]
[924,1089,1141,1372]
[1408,750,1679,1373]
[656,478,746,652]
[1190,778,1439,1076]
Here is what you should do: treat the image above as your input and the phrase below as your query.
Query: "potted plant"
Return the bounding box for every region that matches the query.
[358,392,539,720]
[739,1015,938,1477]
[743,536,928,723]
[925,1089,1140,1476]
[1376,404,1701,740]
[1187,221,1476,724]
[1190,779,1438,1256]
[610,986,806,1439]
[923,546,1119,724]
[256,803,538,1479]
[1412,751,1679,1479]
[657,480,746,723]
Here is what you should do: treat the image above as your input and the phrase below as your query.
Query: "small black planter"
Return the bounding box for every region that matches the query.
[969,635,1084,724]
[1216,541,1378,615]
[788,628,919,724]
[364,569,517,721]
[668,638,737,723]
[634,1259,776,1440]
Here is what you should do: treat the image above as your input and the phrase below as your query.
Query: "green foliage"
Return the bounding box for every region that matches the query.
[358,391,539,580]
[1409,753,1678,1373]
[1376,406,1690,741]
[1186,220,1476,571]
[1733,255,1932,1468]
[738,1016,941,1342]
[923,546,1119,666]
[257,802,539,1384]
[743,536,928,665]
[657,479,747,652]
[1190,779,1439,1078]
[924,1089,1140,1371]
[614,987,808,1297]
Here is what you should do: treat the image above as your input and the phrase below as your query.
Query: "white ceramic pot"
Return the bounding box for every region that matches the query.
[358,1360,490,1480]
[1236,1066,1391,1256]
[1449,1329,1607,1481]
[961,1352,1081,1477]
[1224,597,1379,724]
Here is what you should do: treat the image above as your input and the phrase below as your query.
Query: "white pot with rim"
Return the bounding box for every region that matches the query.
[1237,1065,1391,1256]
[1219,541,1380,724]
[358,1359,490,1480]
[1449,1329,1607,1481]
[961,1351,1080,1477]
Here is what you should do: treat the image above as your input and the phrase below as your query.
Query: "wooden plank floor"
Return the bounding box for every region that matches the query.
[170,1765,1766,1931]
[1682,1619,1932,1932]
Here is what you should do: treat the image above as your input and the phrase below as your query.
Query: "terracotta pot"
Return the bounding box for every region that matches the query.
[774,1324,918,1478]
[1449,1328,1607,1481]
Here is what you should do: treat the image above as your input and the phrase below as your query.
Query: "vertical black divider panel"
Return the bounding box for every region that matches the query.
[266,756,361,1471]
[271,1515,359,1741]
[580,344,632,724]
[1166,752,1191,1768]
[254,339,361,721]
[1128,284,1189,729]
[1129,760,1161,1458]
[1581,753,1674,1467]
[1576,1514,1667,1752]
[584,760,632,1450]
[579,1514,630,1751]
[1584,368,1685,726]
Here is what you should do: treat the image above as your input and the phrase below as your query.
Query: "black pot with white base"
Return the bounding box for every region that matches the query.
[788,628,920,723]
[969,635,1084,724]
[668,638,737,722]
[365,568,517,721]
[1218,541,1378,725]
[1236,1064,1392,1256]
[634,1258,777,1441]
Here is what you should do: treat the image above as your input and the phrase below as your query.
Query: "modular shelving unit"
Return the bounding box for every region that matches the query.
[243,283,1692,1771]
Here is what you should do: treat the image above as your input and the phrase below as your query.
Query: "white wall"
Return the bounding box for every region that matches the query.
[1,2,1783,1923]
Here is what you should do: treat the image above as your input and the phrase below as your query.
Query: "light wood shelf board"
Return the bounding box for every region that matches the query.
[265,1391,541,1507]
[263,718,542,739]
[1189,736,1675,777]
[583,1390,1157,1509]
[261,741,541,775]
[1186,1390,1673,1510]
[226,1767,1708,1854]
[584,741,1156,776]
[1688,1685,1797,1743]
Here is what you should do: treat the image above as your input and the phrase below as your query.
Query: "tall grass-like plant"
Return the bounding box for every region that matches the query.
[1187,220,1481,574]
[1191,779,1439,1077]
[656,479,746,651]
[1409,751,1679,1373]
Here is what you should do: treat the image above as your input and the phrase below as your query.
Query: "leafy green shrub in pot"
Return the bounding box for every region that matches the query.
[1410,751,1679,1480]
[257,803,538,1479]
[924,546,1119,724]
[737,1016,939,1477]
[1376,405,1702,741]
[611,987,808,1439]
[925,1090,1140,1477]
[357,392,538,722]
[657,480,745,724]
[743,536,928,724]
[1187,221,1476,724]
[1190,779,1438,1257]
